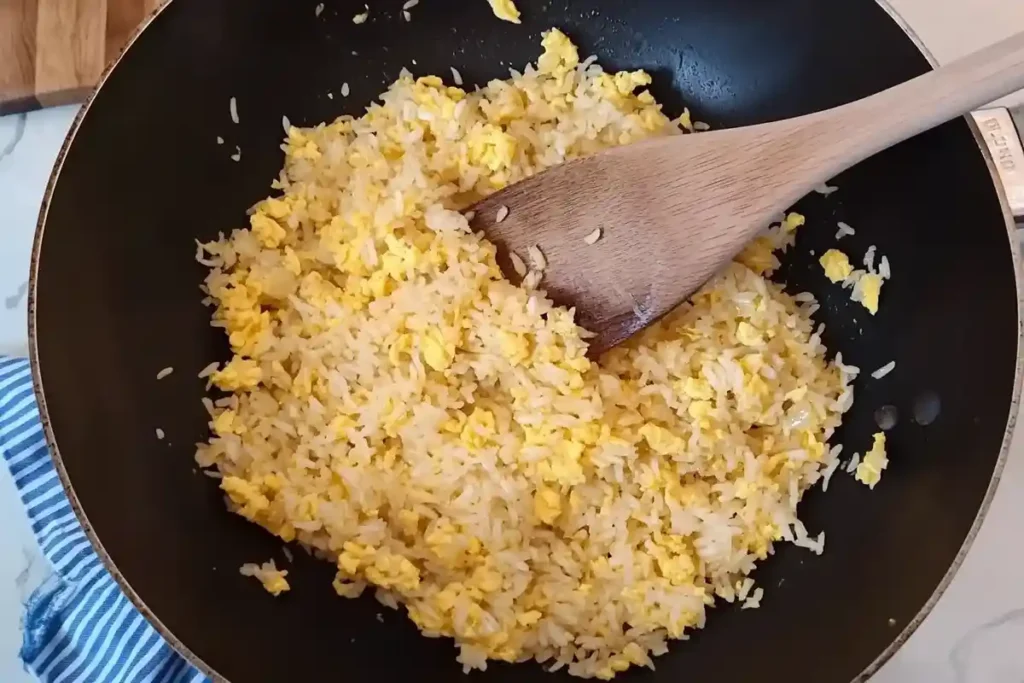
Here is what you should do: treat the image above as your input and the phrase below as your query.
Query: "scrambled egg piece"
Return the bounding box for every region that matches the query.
[819,249,853,283]
[240,561,290,596]
[197,30,851,680]
[534,486,562,524]
[487,0,521,23]
[737,236,778,275]
[211,357,262,391]
[853,273,883,315]
[782,211,806,232]
[855,432,888,488]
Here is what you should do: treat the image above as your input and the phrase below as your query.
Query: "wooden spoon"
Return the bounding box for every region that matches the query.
[469,30,1024,354]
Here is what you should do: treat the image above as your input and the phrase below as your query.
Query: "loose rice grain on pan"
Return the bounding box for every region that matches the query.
[195,29,853,680]
[871,361,896,379]
[509,251,528,277]
[527,244,546,270]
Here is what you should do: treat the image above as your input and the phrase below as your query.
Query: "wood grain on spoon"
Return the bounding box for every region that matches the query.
[470,29,1024,354]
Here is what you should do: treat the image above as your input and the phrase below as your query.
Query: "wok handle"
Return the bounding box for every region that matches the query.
[812,30,1024,173]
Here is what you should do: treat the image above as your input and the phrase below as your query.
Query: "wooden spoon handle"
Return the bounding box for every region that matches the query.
[808,29,1024,178]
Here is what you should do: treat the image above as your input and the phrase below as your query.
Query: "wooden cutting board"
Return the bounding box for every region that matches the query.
[0,0,164,115]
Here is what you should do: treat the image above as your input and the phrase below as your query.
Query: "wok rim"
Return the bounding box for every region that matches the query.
[24,1,1024,681]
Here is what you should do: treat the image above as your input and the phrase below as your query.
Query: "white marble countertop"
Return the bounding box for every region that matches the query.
[2,1,1024,681]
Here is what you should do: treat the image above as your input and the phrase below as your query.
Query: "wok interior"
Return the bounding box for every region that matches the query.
[33,0,1018,681]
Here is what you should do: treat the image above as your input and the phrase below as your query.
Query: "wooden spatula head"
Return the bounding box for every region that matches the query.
[469,127,809,353]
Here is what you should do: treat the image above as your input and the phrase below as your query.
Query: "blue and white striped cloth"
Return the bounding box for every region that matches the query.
[0,357,206,683]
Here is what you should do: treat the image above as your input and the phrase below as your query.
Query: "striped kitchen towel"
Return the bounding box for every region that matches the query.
[0,357,206,683]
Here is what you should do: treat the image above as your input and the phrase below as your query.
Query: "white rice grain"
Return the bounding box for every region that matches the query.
[871,361,896,379]
[879,255,891,280]
[583,228,602,245]
[198,362,220,378]
[495,205,509,223]
[821,455,841,492]
[352,6,369,23]
[863,245,877,272]
[229,97,239,124]
[451,67,464,86]
[509,252,528,277]
[315,3,324,16]
[528,244,547,270]
[341,82,350,97]
[815,183,839,196]
[156,366,174,380]
[402,0,419,7]
[155,428,165,440]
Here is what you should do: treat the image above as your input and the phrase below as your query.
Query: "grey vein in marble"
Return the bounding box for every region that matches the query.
[0,115,27,165]
[4,283,27,311]
[950,607,1024,682]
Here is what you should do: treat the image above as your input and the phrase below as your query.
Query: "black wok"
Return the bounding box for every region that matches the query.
[28,0,1022,681]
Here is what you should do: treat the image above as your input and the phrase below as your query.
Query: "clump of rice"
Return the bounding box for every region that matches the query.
[195,29,852,679]
[742,587,764,609]
[835,221,855,240]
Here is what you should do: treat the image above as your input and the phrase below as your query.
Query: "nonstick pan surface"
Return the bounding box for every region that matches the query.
[29,0,1022,681]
